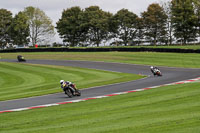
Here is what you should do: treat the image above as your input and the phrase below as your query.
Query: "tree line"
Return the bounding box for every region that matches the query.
[0,0,200,48]
[56,0,200,47]
[0,6,55,49]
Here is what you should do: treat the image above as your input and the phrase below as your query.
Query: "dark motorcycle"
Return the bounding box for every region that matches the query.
[17,55,26,62]
[63,83,81,98]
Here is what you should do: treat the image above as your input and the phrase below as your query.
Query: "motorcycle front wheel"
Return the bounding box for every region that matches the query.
[65,90,73,98]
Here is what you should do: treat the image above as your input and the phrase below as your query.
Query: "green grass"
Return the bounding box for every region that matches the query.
[1,52,200,68]
[99,45,200,49]
[135,45,200,49]
[1,52,200,132]
[1,82,200,133]
[0,62,144,101]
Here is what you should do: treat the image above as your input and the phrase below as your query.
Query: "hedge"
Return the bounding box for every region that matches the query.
[0,47,200,53]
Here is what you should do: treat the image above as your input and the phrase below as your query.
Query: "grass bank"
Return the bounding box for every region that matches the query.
[0,62,143,101]
[1,52,200,68]
[100,45,200,49]
[1,82,200,133]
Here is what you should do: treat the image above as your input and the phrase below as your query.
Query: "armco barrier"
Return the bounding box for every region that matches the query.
[1,47,200,53]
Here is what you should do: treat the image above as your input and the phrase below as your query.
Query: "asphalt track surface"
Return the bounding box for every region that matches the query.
[0,59,200,111]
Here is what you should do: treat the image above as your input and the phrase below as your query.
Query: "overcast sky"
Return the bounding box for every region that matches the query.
[1,0,169,43]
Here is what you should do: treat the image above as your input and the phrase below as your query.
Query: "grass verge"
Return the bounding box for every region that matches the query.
[98,45,200,49]
[1,82,200,133]
[1,52,200,68]
[0,62,144,101]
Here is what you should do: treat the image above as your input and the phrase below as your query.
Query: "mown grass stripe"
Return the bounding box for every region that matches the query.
[0,62,144,101]
[1,77,199,114]
[1,81,200,133]
[1,52,200,68]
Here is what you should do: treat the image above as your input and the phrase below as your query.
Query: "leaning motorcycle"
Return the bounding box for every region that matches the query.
[63,83,81,98]
[154,69,162,76]
[17,55,26,62]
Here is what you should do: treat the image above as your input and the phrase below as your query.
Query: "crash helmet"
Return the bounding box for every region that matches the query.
[60,80,64,84]
[150,66,154,69]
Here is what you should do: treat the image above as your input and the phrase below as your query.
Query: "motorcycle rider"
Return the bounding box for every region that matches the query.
[150,66,160,76]
[60,80,77,95]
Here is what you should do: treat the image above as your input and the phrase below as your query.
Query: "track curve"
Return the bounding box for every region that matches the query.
[0,59,200,111]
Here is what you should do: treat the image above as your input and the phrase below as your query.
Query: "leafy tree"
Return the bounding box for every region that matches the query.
[171,0,198,44]
[193,0,200,42]
[0,9,12,49]
[142,3,168,46]
[56,6,87,47]
[23,6,55,46]
[113,9,138,46]
[161,1,174,45]
[83,6,112,47]
[10,11,30,46]
[135,17,144,45]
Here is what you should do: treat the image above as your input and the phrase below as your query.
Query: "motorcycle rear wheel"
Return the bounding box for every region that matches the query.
[156,72,162,76]
[75,89,81,96]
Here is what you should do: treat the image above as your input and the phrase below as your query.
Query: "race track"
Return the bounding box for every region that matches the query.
[0,59,200,111]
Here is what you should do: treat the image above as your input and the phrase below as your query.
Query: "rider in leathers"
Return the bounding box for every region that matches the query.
[150,66,159,76]
[60,80,76,95]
